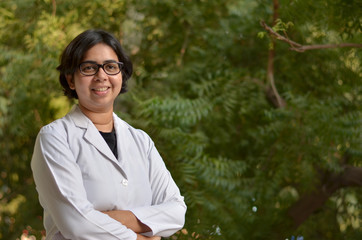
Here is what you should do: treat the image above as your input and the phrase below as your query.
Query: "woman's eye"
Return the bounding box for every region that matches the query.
[105,64,118,71]
[82,65,97,71]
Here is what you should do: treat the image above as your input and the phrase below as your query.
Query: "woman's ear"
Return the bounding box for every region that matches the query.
[66,74,75,90]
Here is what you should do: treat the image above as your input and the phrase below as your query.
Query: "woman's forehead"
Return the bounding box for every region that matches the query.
[81,43,118,62]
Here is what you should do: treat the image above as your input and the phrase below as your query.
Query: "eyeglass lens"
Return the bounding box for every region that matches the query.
[80,62,122,76]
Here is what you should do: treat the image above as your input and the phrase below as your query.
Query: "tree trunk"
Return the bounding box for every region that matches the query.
[288,165,362,228]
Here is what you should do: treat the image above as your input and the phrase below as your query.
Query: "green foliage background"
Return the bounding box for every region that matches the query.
[0,0,361,239]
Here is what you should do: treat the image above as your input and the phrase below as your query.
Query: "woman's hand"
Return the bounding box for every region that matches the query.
[102,211,160,239]
[103,210,160,239]
[102,210,152,233]
[137,234,161,240]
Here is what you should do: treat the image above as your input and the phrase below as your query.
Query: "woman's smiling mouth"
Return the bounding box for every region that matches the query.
[92,86,111,96]
[93,87,110,92]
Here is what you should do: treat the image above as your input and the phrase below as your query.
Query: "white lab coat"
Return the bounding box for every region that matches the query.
[31,105,186,240]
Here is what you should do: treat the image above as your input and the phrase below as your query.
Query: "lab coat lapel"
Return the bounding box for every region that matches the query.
[113,113,130,173]
[70,105,127,177]
[83,125,117,164]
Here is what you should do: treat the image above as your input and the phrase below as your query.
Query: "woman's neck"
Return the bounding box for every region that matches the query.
[78,104,114,132]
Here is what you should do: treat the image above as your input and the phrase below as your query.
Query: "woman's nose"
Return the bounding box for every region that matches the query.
[95,67,108,80]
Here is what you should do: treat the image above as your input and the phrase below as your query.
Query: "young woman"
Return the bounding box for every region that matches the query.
[31,29,186,240]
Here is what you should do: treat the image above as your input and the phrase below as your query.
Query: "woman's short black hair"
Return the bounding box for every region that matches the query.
[57,29,133,99]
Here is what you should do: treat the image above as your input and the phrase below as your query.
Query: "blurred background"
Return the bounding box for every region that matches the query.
[0,0,361,239]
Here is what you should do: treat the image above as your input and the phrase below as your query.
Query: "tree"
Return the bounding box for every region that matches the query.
[0,0,361,239]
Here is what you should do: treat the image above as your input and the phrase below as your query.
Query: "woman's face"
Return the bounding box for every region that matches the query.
[66,43,123,113]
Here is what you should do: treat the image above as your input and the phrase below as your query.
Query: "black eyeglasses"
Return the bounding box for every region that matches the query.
[79,61,124,76]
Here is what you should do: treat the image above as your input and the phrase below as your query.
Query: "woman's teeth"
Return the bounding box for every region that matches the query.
[94,87,108,91]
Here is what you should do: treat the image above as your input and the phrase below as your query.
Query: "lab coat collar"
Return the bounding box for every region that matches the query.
[69,105,128,178]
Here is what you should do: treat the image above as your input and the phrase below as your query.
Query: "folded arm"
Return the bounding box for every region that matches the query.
[31,129,137,240]
[102,134,186,238]
[101,210,151,233]
[128,135,187,237]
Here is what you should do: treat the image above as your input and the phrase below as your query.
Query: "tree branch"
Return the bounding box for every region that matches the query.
[297,43,362,52]
[177,22,190,67]
[265,0,286,108]
[288,165,362,228]
[52,0,56,16]
[260,20,362,52]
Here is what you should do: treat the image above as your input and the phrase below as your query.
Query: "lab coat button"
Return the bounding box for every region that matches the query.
[122,179,128,186]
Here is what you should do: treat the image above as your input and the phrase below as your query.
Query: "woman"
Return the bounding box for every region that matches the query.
[31,29,186,240]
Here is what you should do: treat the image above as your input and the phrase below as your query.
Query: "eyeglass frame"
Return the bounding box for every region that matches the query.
[79,61,124,76]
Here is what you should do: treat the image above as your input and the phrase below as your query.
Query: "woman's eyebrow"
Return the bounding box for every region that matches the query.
[104,59,119,63]
[81,60,97,63]
[81,59,118,63]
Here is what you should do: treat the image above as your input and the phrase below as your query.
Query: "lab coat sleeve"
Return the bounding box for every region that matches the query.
[31,127,137,240]
[130,138,187,237]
